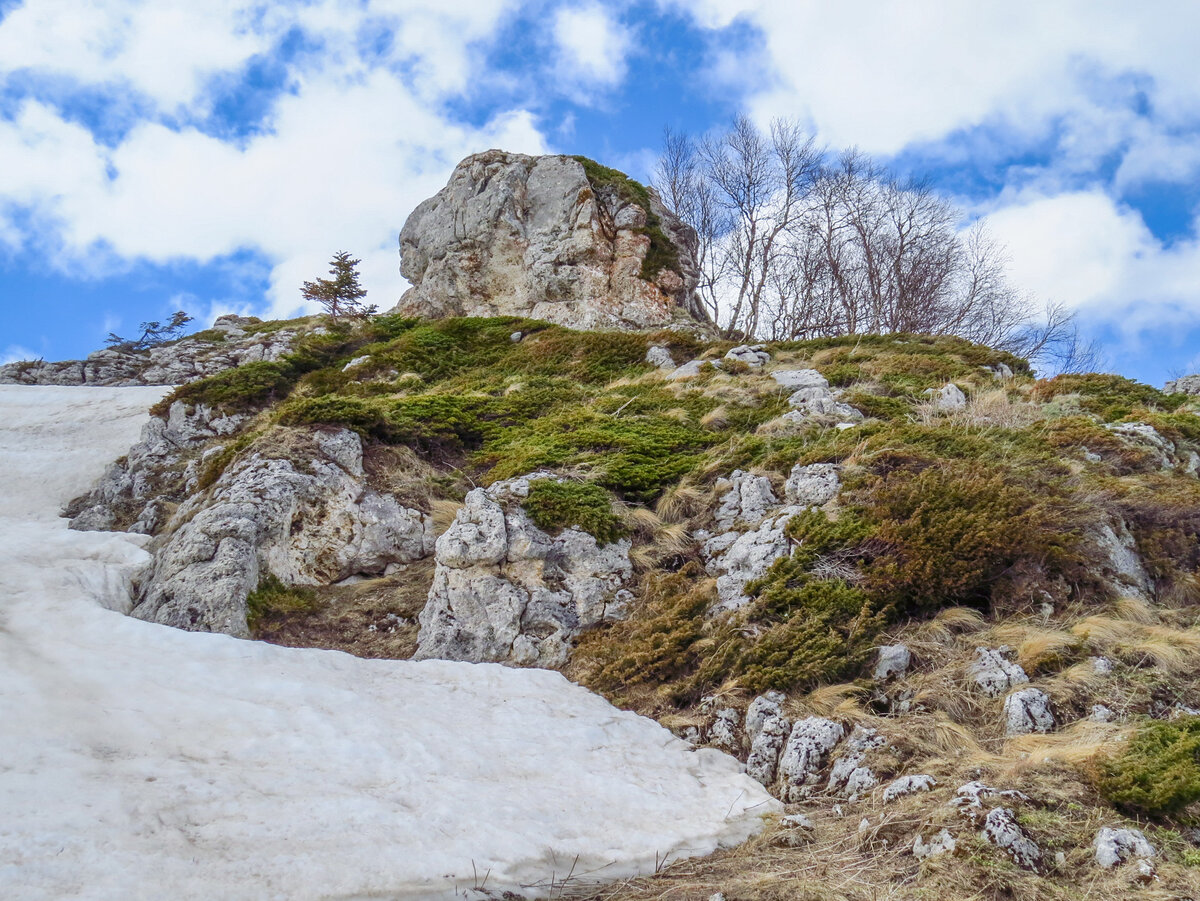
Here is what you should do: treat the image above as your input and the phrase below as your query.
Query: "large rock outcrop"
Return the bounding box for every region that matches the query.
[0,315,300,387]
[131,429,435,637]
[415,474,633,667]
[394,150,709,331]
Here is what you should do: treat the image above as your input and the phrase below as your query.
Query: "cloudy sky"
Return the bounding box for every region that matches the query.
[2,0,1199,385]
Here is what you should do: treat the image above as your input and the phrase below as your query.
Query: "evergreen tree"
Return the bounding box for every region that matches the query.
[302,251,375,320]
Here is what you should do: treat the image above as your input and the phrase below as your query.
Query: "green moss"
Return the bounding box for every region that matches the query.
[520,479,626,545]
[196,430,259,491]
[155,360,296,415]
[571,155,681,282]
[246,574,321,633]
[1096,717,1200,818]
[1033,373,1186,421]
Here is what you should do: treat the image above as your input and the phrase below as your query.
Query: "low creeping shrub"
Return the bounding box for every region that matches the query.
[520,479,626,545]
[1095,717,1200,818]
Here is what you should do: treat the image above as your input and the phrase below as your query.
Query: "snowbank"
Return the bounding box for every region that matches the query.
[0,386,777,900]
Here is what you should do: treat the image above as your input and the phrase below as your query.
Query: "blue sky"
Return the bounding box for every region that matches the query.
[1,0,1199,386]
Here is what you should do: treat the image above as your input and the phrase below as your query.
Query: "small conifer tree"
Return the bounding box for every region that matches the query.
[301,251,375,320]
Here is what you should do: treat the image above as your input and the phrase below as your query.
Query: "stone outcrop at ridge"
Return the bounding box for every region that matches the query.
[394,150,710,332]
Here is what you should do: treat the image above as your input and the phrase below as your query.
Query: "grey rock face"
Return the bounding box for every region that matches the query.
[68,400,249,534]
[828,725,884,799]
[1106,421,1178,471]
[1165,374,1200,395]
[703,509,797,612]
[745,692,791,786]
[1094,827,1155,868]
[713,470,779,531]
[874,644,912,681]
[0,315,299,386]
[784,463,841,507]
[786,384,863,424]
[415,476,632,667]
[778,716,844,802]
[981,807,1041,871]
[707,708,741,752]
[133,430,434,637]
[970,647,1030,697]
[645,345,676,370]
[770,369,827,390]
[1090,517,1154,597]
[395,150,707,331]
[1003,687,1056,736]
[884,774,936,803]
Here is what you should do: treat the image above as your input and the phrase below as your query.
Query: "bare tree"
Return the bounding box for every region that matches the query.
[654,118,1097,374]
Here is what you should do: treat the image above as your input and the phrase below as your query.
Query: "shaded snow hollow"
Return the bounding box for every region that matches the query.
[0,386,777,900]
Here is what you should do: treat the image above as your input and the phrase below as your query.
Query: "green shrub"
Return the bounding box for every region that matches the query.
[1033,373,1185,421]
[571,155,681,281]
[521,479,626,545]
[156,360,296,415]
[246,574,320,632]
[1096,717,1200,818]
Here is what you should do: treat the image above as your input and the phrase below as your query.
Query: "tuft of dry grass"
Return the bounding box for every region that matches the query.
[654,483,707,524]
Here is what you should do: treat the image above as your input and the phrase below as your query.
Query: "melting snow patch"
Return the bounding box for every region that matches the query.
[0,386,778,900]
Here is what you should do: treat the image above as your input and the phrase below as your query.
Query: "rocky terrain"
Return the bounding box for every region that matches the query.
[0,314,306,386]
[35,154,1200,898]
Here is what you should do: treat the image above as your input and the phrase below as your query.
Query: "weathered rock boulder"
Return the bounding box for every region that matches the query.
[1094,826,1155,868]
[131,429,434,636]
[1165,374,1200,395]
[0,315,300,386]
[414,474,632,667]
[394,151,709,332]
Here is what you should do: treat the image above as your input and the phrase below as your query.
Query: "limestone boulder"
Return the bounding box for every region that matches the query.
[394,150,709,331]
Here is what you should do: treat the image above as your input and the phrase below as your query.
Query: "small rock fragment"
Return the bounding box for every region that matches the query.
[981,807,1041,871]
[971,647,1029,697]
[645,345,675,370]
[1004,687,1055,736]
[1093,827,1156,868]
[913,829,957,860]
[784,462,841,507]
[933,383,967,410]
[779,717,844,802]
[873,644,911,681]
[883,774,937,803]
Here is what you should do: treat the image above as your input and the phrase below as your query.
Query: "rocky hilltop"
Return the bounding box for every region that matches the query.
[394,150,710,331]
[59,308,1200,898]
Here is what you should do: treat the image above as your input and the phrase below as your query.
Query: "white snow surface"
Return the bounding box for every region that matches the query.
[0,386,777,900]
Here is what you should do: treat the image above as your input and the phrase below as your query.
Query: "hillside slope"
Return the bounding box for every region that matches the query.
[64,313,1200,898]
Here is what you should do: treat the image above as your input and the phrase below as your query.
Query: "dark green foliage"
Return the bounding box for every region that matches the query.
[861,462,1083,614]
[196,430,258,491]
[106,310,193,352]
[571,155,681,282]
[246,574,320,632]
[189,329,227,344]
[1096,717,1200,818]
[302,251,374,319]
[1033,373,1186,421]
[155,360,296,415]
[521,480,626,545]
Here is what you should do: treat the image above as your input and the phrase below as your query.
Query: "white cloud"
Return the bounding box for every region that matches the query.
[669,1,1200,159]
[0,0,546,317]
[1,345,38,364]
[982,189,1200,334]
[553,3,632,93]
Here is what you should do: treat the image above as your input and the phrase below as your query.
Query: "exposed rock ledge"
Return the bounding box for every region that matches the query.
[0,315,300,387]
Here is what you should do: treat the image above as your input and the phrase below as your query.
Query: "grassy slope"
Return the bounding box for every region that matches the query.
[157,315,1200,897]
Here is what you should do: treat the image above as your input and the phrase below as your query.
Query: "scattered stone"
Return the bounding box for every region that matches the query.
[787,386,863,422]
[725,344,770,368]
[393,150,708,331]
[1091,655,1114,675]
[510,331,523,343]
[342,354,371,371]
[951,781,1030,810]
[745,690,788,740]
[981,807,1041,871]
[703,509,796,612]
[784,462,841,507]
[873,644,912,681]
[1004,687,1056,736]
[645,345,676,370]
[1136,857,1157,882]
[782,813,814,829]
[913,829,957,860]
[1093,826,1156,868]
[987,363,1014,380]
[779,717,844,802]
[970,647,1030,697]
[746,713,791,786]
[933,383,967,410]
[667,360,706,380]
[770,369,827,390]
[1090,704,1115,723]
[883,774,936,803]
